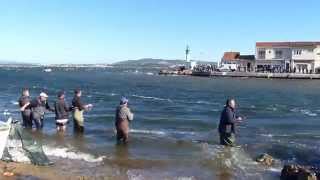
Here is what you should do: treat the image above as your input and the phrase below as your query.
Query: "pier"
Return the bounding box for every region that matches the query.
[192,71,320,79]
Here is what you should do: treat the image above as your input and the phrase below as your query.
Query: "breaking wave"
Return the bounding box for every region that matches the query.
[130,129,166,136]
[131,95,172,102]
[43,146,106,163]
[130,129,196,137]
[5,139,105,163]
[194,100,218,105]
[200,143,282,179]
[10,101,19,105]
[290,108,317,117]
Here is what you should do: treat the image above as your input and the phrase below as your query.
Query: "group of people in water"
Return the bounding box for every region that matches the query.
[18,88,93,133]
[18,87,242,146]
[18,88,134,143]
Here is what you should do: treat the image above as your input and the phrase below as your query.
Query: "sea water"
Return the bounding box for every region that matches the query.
[0,68,319,179]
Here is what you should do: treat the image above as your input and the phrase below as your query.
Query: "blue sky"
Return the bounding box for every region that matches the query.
[0,0,319,64]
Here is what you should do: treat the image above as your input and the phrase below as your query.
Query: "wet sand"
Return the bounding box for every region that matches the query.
[0,161,126,180]
[0,161,85,180]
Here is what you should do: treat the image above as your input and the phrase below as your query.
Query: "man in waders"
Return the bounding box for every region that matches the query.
[72,89,93,133]
[218,99,243,147]
[54,91,72,132]
[30,92,54,130]
[115,97,134,144]
[18,88,32,128]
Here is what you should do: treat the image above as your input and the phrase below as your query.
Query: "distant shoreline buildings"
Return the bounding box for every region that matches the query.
[220,41,320,74]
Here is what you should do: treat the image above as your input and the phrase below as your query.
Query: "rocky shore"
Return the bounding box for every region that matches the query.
[255,153,320,180]
[281,165,320,180]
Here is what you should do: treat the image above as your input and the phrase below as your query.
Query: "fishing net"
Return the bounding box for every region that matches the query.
[1,121,53,166]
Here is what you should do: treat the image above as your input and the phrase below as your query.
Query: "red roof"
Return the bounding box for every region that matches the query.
[222,52,240,61]
[256,42,320,47]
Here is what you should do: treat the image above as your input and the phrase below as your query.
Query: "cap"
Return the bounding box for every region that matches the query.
[40,92,48,98]
[120,97,128,105]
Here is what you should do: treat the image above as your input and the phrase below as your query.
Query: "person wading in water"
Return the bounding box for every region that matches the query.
[218,98,243,147]
[54,91,72,132]
[30,92,54,130]
[115,97,134,144]
[72,89,93,133]
[18,88,32,128]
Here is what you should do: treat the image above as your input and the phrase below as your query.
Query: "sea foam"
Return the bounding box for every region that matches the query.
[131,95,172,102]
[43,146,106,163]
[5,139,105,163]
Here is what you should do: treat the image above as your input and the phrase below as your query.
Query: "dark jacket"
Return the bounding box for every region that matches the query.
[54,99,72,120]
[218,106,237,134]
[18,95,31,109]
[30,97,53,120]
[18,95,32,116]
[72,96,85,111]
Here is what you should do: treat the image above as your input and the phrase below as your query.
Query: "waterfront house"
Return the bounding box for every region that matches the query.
[220,52,255,72]
[255,42,320,73]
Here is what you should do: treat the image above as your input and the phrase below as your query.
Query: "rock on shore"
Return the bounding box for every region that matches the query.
[280,164,319,180]
[255,153,274,166]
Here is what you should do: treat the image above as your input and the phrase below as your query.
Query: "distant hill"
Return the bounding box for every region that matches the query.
[0,60,38,66]
[114,58,185,65]
[113,58,215,69]
[0,60,21,64]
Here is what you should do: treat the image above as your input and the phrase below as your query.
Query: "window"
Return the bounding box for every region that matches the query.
[275,50,283,59]
[294,49,302,55]
[258,50,266,59]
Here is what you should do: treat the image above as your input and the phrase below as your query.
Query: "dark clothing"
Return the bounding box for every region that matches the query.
[54,99,71,120]
[21,110,32,128]
[30,97,53,129]
[30,98,53,119]
[115,105,133,143]
[116,120,129,143]
[218,106,237,134]
[74,121,84,133]
[218,106,238,146]
[219,132,236,146]
[19,96,31,109]
[34,118,44,129]
[72,96,86,133]
[72,96,85,111]
[18,95,32,128]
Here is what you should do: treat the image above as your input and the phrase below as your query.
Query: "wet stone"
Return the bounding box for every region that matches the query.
[280,165,318,180]
[255,153,274,166]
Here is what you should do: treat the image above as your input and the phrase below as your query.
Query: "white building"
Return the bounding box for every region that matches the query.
[255,42,320,73]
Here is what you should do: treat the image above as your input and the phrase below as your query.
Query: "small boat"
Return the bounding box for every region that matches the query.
[0,117,12,158]
[43,68,52,73]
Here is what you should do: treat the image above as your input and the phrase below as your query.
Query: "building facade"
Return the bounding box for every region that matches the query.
[220,52,255,72]
[255,42,320,73]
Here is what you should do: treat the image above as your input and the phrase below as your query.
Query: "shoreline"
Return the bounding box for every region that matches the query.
[0,160,123,180]
[160,70,320,79]
[0,161,89,180]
